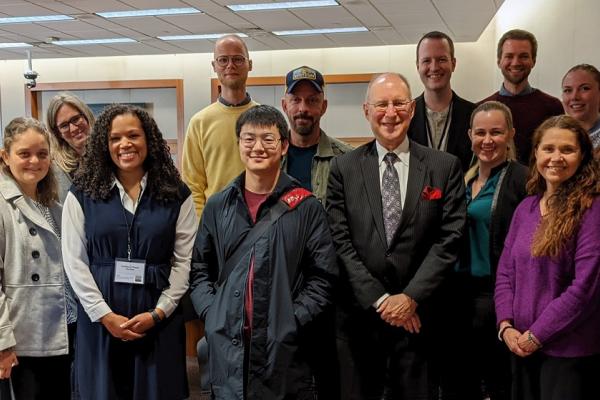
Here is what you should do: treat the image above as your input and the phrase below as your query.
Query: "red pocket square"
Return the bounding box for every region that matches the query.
[422,186,442,200]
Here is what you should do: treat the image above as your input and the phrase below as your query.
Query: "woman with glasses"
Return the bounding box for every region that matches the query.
[561,64,600,149]
[495,115,600,400]
[62,104,197,400]
[0,118,72,399]
[46,92,95,202]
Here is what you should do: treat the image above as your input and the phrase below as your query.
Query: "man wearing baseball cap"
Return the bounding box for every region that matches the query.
[281,66,353,206]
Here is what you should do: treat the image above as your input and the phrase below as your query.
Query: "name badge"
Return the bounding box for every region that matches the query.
[115,258,146,285]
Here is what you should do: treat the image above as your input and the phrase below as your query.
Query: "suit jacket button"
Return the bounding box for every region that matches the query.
[231,338,239,346]
[32,250,40,259]
[31,273,40,282]
[29,227,37,235]
[234,290,240,297]
[385,251,391,257]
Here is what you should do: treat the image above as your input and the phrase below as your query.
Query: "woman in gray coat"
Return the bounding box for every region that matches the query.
[0,118,74,399]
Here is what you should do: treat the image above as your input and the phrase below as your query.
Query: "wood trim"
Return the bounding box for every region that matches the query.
[339,136,372,148]
[211,73,376,102]
[25,79,185,169]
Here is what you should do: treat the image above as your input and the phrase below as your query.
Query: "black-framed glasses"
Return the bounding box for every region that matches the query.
[367,99,413,113]
[57,113,86,133]
[239,133,281,150]
[214,55,247,67]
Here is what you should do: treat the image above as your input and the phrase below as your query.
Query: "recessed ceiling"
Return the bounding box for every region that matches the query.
[0,0,503,60]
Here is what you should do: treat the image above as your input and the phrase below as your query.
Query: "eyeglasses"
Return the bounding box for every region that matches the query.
[367,99,413,113]
[57,113,86,133]
[239,133,281,150]
[214,55,247,67]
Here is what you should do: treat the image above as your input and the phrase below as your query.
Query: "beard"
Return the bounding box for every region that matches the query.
[291,113,317,136]
[501,67,530,86]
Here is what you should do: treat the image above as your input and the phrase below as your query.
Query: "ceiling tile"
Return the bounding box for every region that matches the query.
[341,1,390,28]
[236,9,311,31]
[159,13,233,33]
[329,31,384,47]
[106,16,191,36]
[291,6,361,29]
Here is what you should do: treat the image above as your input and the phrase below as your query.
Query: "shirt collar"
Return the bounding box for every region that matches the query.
[499,83,535,97]
[218,93,251,107]
[112,173,148,192]
[375,136,410,167]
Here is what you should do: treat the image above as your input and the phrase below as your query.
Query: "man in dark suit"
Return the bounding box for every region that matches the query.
[327,72,466,399]
[408,31,475,172]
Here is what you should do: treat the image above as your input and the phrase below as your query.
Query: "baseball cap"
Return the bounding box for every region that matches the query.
[285,66,325,94]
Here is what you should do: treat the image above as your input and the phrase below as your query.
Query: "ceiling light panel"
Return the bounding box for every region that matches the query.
[54,38,137,45]
[0,42,32,48]
[158,33,248,40]
[227,1,338,12]
[273,26,368,35]
[96,8,202,18]
[0,15,73,24]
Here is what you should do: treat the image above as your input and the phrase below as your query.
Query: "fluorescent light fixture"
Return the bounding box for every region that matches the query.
[0,15,73,24]
[54,38,136,46]
[273,26,368,35]
[228,0,338,12]
[158,33,248,41]
[0,42,32,48]
[96,8,201,18]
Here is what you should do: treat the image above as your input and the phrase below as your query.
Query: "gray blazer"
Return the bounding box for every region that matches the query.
[0,173,69,357]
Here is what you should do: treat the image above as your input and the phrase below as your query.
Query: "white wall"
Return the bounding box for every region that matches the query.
[0,0,598,135]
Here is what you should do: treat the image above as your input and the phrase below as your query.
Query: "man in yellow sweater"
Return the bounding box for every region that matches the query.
[182,34,258,217]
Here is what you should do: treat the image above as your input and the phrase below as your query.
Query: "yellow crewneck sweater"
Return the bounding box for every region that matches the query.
[182,100,257,217]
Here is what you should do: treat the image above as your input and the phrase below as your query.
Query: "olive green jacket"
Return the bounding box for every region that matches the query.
[282,130,353,206]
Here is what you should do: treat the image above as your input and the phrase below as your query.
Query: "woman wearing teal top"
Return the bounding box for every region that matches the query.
[454,101,528,400]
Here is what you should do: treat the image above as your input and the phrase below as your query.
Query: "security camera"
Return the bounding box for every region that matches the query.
[24,70,38,80]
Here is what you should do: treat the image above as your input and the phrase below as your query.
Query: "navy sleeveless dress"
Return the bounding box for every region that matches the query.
[71,185,189,400]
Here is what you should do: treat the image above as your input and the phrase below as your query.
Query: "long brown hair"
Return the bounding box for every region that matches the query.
[1,117,58,206]
[527,115,600,257]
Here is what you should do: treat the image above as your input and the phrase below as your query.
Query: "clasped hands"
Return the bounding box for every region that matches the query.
[500,322,541,357]
[376,293,421,334]
[100,308,165,341]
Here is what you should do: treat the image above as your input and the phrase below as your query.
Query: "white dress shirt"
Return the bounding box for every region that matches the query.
[373,137,411,308]
[61,174,198,322]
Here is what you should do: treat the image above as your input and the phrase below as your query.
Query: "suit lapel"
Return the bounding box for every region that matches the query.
[396,141,426,235]
[13,196,56,235]
[360,142,387,247]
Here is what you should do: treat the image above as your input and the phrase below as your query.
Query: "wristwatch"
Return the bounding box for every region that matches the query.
[149,309,162,325]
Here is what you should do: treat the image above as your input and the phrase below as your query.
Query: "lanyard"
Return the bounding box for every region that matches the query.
[120,185,143,261]
[425,101,453,151]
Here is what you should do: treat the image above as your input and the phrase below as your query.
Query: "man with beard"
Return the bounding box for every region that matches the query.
[182,34,257,217]
[408,31,475,172]
[481,29,562,164]
[280,66,351,399]
[281,66,352,205]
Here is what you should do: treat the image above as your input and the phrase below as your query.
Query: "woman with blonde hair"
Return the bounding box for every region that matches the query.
[0,117,74,399]
[46,92,95,201]
[495,115,600,400]
[450,101,528,400]
[561,64,600,148]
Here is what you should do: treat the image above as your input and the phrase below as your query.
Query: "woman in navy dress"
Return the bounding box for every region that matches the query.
[62,104,197,400]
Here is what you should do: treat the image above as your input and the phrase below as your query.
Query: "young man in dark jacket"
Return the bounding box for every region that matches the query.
[190,105,338,400]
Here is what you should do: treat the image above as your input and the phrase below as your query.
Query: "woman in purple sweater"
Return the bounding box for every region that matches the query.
[494,115,600,400]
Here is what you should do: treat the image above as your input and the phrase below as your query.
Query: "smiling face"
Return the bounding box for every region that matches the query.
[108,113,148,178]
[469,109,514,168]
[55,103,90,155]
[535,127,583,194]
[417,37,456,93]
[363,74,415,150]
[561,69,600,128]
[498,39,535,87]
[238,123,288,177]
[1,129,50,195]
[212,36,252,90]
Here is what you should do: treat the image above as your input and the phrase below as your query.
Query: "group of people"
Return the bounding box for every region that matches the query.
[0,27,597,400]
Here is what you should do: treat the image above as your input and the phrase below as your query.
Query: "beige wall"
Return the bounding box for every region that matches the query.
[0,0,598,132]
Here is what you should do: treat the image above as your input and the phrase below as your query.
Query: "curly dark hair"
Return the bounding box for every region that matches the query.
[73,104,182,202]
[526,115,600,257]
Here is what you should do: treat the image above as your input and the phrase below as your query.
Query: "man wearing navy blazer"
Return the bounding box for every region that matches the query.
[408,31,476,172]
[327,73,466,399]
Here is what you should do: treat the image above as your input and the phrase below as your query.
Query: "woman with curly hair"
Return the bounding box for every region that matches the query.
[495,115,600,400]
[45,92,95,201]
[0,118,72,398]
[61,104,197,400]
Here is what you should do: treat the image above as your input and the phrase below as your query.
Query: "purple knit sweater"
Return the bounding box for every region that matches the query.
[495,195,600,357]
[481,90,563,165]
